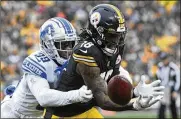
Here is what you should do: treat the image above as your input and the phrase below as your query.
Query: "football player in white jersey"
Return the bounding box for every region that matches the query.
[1,17,93,118]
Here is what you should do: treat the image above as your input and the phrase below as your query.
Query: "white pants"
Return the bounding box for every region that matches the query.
[1,96,42,118]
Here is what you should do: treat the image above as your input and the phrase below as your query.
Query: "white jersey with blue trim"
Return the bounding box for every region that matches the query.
[11,50,61,117]
[22,50,60,83]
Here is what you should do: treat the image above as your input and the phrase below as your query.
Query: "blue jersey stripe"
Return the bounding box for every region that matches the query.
[22,60,47,79]
[28,57,46,71]
[22,65,47,79]
[22,65,35,74]
[22,67,46,79]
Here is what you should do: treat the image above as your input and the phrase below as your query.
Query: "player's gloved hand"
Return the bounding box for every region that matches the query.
[4,85,16,96]
[133,95,163,110]
[134,75,165,97]
[78,85,93,103]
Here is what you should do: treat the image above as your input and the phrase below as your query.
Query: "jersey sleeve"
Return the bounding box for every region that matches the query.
[72,42,98,67]
[22,53,47,79]
[26,73,83,107]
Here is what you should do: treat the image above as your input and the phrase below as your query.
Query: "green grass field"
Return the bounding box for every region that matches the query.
[103,109,181,118]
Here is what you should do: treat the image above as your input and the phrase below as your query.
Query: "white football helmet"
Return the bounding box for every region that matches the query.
[39,17,79,64]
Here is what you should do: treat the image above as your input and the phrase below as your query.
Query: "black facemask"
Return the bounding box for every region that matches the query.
[54,41,75,59]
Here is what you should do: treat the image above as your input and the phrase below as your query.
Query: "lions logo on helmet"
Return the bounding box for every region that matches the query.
[39,17,79,64]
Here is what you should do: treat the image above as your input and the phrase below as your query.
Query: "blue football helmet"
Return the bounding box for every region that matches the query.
[39,17,79,64]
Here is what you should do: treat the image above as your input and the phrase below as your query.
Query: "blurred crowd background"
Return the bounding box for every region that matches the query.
[1,1,180,118]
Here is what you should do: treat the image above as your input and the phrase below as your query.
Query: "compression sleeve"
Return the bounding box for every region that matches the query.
[26,74,80,107]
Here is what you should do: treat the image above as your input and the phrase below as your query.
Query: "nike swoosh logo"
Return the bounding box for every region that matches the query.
[79,49,87,53]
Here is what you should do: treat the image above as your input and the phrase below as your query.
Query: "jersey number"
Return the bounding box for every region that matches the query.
[81,41,94,48]
[35,53,50,62]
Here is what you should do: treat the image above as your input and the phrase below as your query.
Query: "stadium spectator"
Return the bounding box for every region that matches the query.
[156,52,180,119]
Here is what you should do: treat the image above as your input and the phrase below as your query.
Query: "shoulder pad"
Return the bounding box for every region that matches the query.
[22,51,49,79]
[73,41,99,67]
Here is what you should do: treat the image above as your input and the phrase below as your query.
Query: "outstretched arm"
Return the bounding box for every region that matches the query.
[76,63,134,111]
[26,74,92,107]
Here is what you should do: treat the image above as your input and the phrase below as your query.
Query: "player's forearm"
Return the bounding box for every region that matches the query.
[77,64,134,111]
[96,94,134,111]
[37,88,80,107]
[27,74,80,107]
[93,80,134,111]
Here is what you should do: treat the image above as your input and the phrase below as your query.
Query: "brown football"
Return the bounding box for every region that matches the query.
[108,75,133,105]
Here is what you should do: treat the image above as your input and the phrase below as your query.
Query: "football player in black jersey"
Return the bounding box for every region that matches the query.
[44,4,164,118]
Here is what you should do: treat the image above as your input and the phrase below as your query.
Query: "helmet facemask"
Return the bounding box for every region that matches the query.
[93,25,127,56]
[39,17,79,65]
[54,39,77,59]
[88,4,127,56]
[41,36,78,64]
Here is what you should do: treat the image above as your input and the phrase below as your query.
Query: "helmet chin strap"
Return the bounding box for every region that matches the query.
[53,48,67,65]
[43,40,67,65]
[56,56,67,65]
[88,28,118,56]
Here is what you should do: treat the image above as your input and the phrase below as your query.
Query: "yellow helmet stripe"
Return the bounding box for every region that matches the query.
[73,53,94,60]
[74,60,98,67]
[107,4,125,24]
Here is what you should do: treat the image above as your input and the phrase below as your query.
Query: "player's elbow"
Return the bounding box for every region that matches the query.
[98,102,111,110]
[36,89,50,107]
[96,98,110,110]
[98,103,107,110]
[38,101,47,107]
[38,95,50,107]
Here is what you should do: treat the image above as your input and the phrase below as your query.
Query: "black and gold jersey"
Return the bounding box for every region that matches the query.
[49,36,122,117]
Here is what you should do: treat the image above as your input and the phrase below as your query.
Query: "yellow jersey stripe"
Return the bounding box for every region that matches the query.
[75,60,98,67]
[73,55,96,63]
[73,53,94,60]
[108,4,124,24]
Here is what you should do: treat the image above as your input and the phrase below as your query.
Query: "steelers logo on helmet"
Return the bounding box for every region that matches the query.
[90,12,101,28]
[88,4,127,56]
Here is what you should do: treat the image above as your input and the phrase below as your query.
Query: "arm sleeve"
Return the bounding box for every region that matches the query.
[26,74,80,107]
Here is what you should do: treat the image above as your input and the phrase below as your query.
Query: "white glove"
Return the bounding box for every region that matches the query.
[78,85,93,103]
[134,75,165,97]
[133,95,163,110]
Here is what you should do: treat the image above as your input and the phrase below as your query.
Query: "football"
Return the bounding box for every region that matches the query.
[108,75,133,105]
